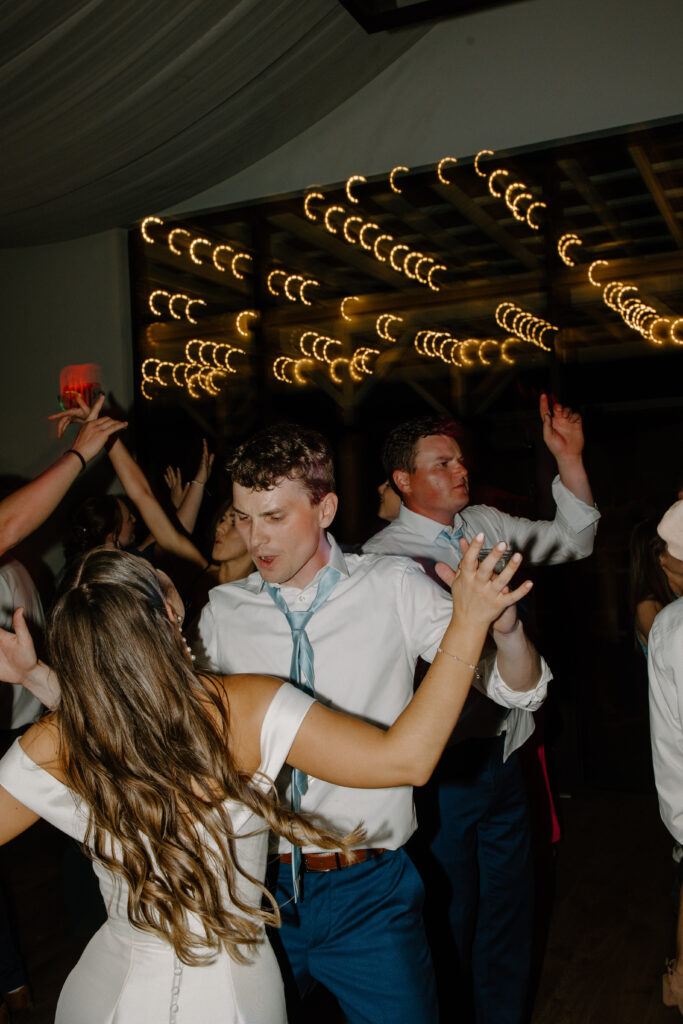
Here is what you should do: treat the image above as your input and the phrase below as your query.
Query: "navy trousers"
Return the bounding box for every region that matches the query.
[272,848,438,1024]
[414,736,533,1024]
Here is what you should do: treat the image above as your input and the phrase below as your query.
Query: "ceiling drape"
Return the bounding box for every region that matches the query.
[0,0,427,246]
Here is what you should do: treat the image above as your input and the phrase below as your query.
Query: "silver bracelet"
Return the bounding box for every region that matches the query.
[190,479,205,487]
[436,647,481,680]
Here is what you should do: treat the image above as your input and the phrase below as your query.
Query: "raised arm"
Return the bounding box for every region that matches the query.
[227,537,535,790]
[170,439,214,535]
[540,393,594,506]
[0,397,126,556]
[107,438,207,569]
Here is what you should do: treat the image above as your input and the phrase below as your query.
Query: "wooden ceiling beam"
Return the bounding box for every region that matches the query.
[628,144,683,250]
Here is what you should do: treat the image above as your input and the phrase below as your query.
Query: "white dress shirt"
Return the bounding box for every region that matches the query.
[648,598,683,843]
[196,535,550,853]
[363,475,600,571]
[0,558,45,729]
[362,480,591,757]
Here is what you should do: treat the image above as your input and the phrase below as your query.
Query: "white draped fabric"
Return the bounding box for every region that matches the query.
[1,0,426,246]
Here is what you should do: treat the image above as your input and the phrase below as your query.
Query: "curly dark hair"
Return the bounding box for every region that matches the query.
[382,417,463,495]
[227,424,335,504]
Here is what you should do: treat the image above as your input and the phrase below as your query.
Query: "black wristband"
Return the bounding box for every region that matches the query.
[65,448,86,472]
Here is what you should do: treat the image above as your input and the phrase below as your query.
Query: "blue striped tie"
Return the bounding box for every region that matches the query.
[265,564,341,899]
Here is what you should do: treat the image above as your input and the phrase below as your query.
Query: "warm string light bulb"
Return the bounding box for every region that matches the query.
[376,314,403,341]
[474,150,494,177]
[558,233,583,267]
[585,259,683,345]
[189,238,211,265]
[303,191,325,220]
[480,155,545,228]
[340,296,360,321]
[437,157,458,184]
[268,269,320,304]
[389,166,409,193]
[345,175,366,204]
[236,310,259,336]
[148,290,206,324]
[141,216,164,243]
[495,302,557,351]
[168,228,191,255]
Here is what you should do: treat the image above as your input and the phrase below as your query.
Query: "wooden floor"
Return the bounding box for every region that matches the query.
[1,790,679,1023]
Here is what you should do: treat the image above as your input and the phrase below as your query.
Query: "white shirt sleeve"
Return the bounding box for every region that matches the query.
[648,604,683,843]
[462,477,599,564]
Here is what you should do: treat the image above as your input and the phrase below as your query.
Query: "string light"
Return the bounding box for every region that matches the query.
[231,253,252,279]
[149,290,170,315]
[427,264,447,291]
[284,274,304,301]
[329,357,350,384]
[488,170,510,198]
[415,255,435,284]
[376,314,403,341]
[236,310,258,336]
[373,233,394,262]
[526,201,546,229]
[300,279,319,305]
[389,166,409,193]
[588,260,609,286]
[389,243,410,272]
[510,191,533,222]
[168,228,191,255]
[141,216,164,243]
[186,300,206,324]
[474,150,494,177]
[359,221,380,250]
[437,157,458,184]
[558,233,582,267]
[304,191,325,221]
[403,251,426,280]
[189,238,211,265]
[340,296,360,321]
[495,301,557,351]
[324,205,345,234]
[169,293,190,319]
[343,215,363,244]
[212,244,233,270]
[345,175,367,204]
[267,270,287,295]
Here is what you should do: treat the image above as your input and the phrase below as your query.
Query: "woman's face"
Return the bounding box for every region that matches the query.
[212,506,249,563]
[116,499,136,549]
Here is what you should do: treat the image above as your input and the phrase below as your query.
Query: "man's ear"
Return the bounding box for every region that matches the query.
[393,469,409,497]
[318,492,338,528]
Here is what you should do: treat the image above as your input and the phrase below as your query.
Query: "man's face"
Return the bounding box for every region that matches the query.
[394,434,469,525]
[233,477,337,589]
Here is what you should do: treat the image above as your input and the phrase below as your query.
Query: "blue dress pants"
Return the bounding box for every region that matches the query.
[414,736,533,1024]
[272,848,438,1024]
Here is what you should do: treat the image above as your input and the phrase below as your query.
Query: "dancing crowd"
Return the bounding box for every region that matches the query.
[0,391,679,1023]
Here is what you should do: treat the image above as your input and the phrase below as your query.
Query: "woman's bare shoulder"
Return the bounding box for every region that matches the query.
[18,714,62,774]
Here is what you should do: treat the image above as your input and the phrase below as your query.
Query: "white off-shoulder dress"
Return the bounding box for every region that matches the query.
[0,683,315,1024]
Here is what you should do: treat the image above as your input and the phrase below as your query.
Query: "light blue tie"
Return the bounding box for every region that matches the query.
[437,525,464,564]
[265,564,340,899]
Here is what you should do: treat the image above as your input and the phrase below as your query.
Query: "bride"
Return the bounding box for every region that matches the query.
[0,539,533,1023]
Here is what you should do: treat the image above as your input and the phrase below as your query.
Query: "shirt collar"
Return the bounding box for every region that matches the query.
[396,502,464,539]
[254,532,349,593]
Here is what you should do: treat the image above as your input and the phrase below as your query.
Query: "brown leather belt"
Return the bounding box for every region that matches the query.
[279,848,388,872]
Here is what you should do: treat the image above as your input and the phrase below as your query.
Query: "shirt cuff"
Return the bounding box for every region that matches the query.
[485,654,552,711]
[551,475,601,531]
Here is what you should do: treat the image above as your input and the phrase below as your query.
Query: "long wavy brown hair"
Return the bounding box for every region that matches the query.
[49,548,356,966]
